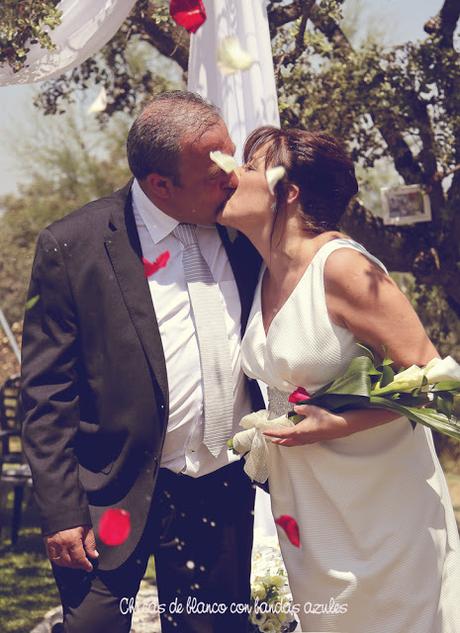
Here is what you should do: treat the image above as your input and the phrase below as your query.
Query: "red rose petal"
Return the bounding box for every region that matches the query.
[275,514,301,548]
[98,508,131,546]
[170,0,207,34]
[288,387,311,404]
[143,250,170,278]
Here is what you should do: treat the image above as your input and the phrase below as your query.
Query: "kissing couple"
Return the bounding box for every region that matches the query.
[21,90,460,633]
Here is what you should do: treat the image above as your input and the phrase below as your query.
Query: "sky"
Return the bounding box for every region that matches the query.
[0,0,448,197]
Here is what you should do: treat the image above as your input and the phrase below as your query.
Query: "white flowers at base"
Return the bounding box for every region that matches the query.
[87,86,107,113]
[209,150,238,174]
[250,529,297,633]
[266,166,286,195]
[217,36,255,74]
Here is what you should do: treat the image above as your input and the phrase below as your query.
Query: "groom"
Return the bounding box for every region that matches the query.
[20,91,263,633]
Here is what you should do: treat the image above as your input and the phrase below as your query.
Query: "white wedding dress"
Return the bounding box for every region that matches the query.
[241,238,460,633]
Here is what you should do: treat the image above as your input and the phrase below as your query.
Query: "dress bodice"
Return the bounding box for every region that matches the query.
[241,238,388,398]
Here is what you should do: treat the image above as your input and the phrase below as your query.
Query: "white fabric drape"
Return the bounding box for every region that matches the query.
[188,0,279,537]
[188,0,280,162]
[0,0,137,86]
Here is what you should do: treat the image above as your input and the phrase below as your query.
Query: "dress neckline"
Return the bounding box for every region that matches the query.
[259,237,347,339]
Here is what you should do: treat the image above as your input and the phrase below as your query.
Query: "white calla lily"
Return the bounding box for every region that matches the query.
[425,356,460,384]
[391,364,426,389]
[266,166,286,195]
[217,36,255,74]
[209,150,238,174]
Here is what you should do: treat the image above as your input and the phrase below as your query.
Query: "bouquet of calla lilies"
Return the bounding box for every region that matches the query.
[284,346,460,440]
[228,347,460,483]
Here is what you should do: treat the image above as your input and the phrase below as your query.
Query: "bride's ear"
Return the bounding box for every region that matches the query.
[286,183,300,205]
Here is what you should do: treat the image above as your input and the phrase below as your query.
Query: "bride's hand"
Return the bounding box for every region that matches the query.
[262,405,350,446]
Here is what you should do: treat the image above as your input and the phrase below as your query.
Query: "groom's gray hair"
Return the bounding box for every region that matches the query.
[127,91,221,184]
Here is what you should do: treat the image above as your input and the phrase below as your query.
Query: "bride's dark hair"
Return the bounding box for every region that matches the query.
[243,126,358,234]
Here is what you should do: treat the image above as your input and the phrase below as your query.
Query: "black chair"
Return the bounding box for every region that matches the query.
[0,374,33,544]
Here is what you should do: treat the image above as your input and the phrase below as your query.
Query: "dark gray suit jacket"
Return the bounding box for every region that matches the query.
[20,182,263,570]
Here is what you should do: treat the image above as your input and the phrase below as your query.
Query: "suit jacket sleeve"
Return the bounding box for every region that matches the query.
[20,228,92,536]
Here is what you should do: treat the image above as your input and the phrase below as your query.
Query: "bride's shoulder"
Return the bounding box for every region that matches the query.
[323,240,389,299]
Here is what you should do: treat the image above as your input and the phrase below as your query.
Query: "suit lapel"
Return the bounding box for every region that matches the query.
[104,186,169,410]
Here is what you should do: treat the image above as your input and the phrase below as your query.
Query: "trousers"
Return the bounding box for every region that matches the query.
[51,459,256,633]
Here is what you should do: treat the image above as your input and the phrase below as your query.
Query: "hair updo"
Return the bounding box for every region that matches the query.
[243,126,358,233]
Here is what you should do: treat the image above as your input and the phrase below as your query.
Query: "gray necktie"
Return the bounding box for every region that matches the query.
[173,223,234,457]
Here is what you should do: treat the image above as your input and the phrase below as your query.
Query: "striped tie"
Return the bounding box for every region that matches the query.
[173,223,234,457]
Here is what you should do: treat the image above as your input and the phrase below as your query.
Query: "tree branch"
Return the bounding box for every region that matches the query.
[307,8,425,185]
[273,0,316,71]
[424,0,460,48]
[131,15,189,72]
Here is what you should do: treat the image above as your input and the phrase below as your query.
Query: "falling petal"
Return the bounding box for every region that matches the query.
[98,508,131,546]
[143,250,170,278]
[217,36,255,75]
[87,86,107,113]
[186,560,195,570]
[170,0,207,34]
[275,515,300,548]
[209,151,238,174]
[266,166,286,195]
[25,295,40,311]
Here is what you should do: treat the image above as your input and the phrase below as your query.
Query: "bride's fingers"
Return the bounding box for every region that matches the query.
[271,437,304,446]
[263,428,294,438]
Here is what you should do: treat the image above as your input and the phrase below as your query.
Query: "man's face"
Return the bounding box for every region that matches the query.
[171,120,238,225]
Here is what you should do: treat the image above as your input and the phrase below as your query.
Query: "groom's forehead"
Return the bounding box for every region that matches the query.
[182,123,236,159]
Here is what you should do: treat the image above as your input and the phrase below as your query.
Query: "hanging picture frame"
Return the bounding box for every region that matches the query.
[380,184,432,226]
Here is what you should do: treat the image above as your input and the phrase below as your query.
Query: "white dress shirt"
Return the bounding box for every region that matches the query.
[131,179,252,477]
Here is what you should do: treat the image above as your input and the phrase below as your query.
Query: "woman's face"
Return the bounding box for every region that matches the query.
[217,145,276,231]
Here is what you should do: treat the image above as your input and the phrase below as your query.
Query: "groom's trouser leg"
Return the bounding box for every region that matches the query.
[50,458,255,633]
[153,459,256,633]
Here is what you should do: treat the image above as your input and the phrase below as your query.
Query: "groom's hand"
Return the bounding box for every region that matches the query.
[44,525,99,571]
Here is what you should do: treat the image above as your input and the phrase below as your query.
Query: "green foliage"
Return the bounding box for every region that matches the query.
[0,110,132,323]
[0,0,62,72]
[392,273,460,360]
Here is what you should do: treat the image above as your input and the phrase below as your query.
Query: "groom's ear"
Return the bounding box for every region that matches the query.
[143,173,174,200]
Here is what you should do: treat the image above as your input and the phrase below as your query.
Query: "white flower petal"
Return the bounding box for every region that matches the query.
[209,150,238,174]
[425,356,460,384]
[217,36,255,75]
[391,364,425,389]
[266,166,286,195]
[87,86,107,113]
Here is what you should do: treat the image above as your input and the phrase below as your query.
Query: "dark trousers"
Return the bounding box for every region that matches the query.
[51,459,256,633]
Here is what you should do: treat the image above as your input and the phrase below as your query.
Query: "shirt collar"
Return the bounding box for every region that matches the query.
[131,178,179,245]
[131,179,217,244]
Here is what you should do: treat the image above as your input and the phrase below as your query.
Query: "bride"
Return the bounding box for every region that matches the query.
[217,126,460,633]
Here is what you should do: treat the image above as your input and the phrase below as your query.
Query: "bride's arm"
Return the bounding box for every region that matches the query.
[264,248,439,446]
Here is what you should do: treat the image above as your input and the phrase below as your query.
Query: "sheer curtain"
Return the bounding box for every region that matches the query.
[188,0,280,536]
[0,0,137,86]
